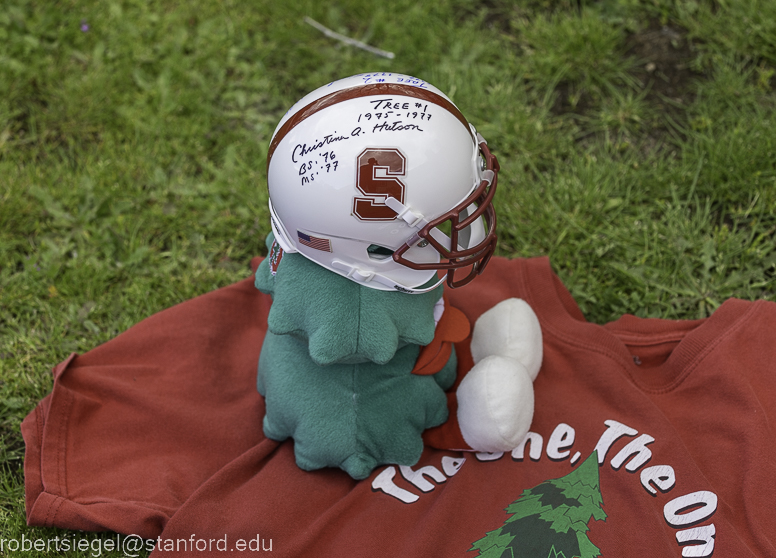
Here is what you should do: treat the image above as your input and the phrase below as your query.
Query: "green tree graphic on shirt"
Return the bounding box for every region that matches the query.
[470,452,606,558]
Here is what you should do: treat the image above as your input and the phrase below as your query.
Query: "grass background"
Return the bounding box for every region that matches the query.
[1,0,774,553]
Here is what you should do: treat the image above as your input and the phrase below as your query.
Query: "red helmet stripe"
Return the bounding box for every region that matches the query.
[266,83,472,168]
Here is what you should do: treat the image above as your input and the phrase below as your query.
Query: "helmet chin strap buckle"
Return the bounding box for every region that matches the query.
[331,259,446,294]
[385,197,428,230]
[351,268,374,283]
[331,260,375,283]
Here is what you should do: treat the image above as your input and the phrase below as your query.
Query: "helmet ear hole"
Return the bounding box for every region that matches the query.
[366,244,395,261]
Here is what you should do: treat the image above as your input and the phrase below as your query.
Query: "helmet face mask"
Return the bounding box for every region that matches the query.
[266,73,499,293]
[392,137,499,288]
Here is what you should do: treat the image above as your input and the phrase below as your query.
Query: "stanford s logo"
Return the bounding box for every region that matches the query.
[353,148,407,221]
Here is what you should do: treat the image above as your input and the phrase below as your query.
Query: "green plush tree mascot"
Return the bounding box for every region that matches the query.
[256,234,459,479]
[257,73,543,479]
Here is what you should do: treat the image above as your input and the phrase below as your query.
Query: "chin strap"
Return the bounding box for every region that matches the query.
[384,196,466,253]
[331,260,445,294]
[384,197,429,230]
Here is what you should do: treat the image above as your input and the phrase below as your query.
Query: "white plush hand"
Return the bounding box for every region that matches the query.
[470,298,543,380]
[457,298,543,452]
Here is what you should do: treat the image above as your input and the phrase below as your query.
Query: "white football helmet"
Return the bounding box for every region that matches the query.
[266,73,499,293]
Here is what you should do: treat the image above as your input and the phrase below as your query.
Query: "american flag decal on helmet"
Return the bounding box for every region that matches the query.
[297,231,332,252]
